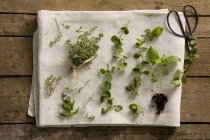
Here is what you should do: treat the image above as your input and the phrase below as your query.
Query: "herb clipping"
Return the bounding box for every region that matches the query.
[60,94,79,117]
[144,26,163,41]
[66,26,104,70]
[125,38,149,97]
[129,103,143,115]
[82,94,95,121]
[44,75,61,96]
[111,24,129,71]
[50,18,63,47]
[100,65,123,114]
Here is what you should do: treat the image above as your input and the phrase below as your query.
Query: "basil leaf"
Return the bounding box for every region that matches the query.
[161,56,181,63]
[147,46,161,65]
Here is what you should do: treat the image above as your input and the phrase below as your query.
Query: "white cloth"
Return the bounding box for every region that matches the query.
[28,9,185,127]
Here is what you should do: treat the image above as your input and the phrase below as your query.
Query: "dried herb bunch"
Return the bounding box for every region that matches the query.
[66,26,104,70]
[44,75,61,96]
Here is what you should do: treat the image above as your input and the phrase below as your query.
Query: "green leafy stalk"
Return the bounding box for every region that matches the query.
[60,95,79,117]
[133,38,147,59]
[44,75,61,96]
[144,26,163,41]
[66,26,104,70]
[99,65,123,114]
[125,63,149,97]
[129,103,143,114]
[111,24,129,71]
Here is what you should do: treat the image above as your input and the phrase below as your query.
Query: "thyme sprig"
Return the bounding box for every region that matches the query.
[44,75,61,96]
[111,24,129,71]
[66,26,104,70]
[50,18,62,47]
[60,94,79,117]
[100,65,123,114]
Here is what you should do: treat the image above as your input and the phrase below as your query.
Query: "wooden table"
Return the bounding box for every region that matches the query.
[0,1,210,139]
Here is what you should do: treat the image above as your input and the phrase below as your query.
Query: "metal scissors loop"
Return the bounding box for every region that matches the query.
[166,5,198,40]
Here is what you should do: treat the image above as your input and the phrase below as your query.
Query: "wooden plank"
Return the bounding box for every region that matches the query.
[0,14,209,37]
[0,77,210,123]
[0,37,209,76]
[0,0,210,15]
[0,37,33,75]
[0,124,210,139]
[0,14,36,36]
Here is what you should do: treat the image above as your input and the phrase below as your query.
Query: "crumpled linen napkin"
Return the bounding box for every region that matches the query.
[28,9,185,127]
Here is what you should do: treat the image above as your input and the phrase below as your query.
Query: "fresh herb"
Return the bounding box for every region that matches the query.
[66,26,104,70]
[151,72,157,83]
[99,65,123,114]
[172,69,187,87]
[120,24,129,34]
[129,103,142,114]
[82,94,95,121]
[60,95,79,117]
[62,80,90,94]
[50,18,62,47]
[62,22,70,29]
[133,38,147,59]
[144,26,163,41]
[44,75,61,96]
[50,33,62,47]
[125,63,149,97]
[111,24,129,71]
[152,93,168,114]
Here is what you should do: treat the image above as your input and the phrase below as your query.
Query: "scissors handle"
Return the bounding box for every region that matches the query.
[166,5,198,39]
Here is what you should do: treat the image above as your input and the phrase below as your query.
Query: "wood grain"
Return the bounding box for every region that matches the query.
[0,124,210,139]
[0,0,210,15]
[0,37,209,76]
[0,14,209,37]
[0,77,210,123]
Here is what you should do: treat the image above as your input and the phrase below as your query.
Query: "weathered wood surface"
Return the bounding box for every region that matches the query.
[0,0,210,15]
[0,15,209,37]
[0,37,209,76]
[0,124,210,139]
[0,77,210,123]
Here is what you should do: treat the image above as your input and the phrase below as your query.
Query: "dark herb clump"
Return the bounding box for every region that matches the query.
[152,93,168,114]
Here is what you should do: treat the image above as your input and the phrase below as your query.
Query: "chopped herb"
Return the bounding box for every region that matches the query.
[44,75,61,96]
[129,103,142,114]
[152,93,168,114]
[60,95,79,117]
[144,26,163,41]
[66,26,104,70]
[172,69,187,87]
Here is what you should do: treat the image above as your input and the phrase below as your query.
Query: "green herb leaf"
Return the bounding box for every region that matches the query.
[161,56,181,63]
[100,69,106,75]
[121,26,129,34]
[129,103,142,114]
[147,46,161,65]
[144,26,163,41]
[114,105,123,112]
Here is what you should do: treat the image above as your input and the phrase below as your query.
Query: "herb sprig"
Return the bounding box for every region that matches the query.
[111,24,129,71]
[100,65,123,114]
[50,18,62,47]
[44,75,61,96]
[172,69,187,87]
[82,94,95,121]
[144,26,163,41]
[60,95,79,117]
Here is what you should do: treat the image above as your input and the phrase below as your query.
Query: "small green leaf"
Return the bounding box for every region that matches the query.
[143,71,149,75]
[121,26,129,34]
[115,105,123,112]
[125,85,132,91]
[147,46,161,65]
[161,56,181,63]
[133,53,141,59]
[100,69,106,75]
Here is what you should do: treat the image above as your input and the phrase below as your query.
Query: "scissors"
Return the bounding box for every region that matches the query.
[166,5,198,51]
